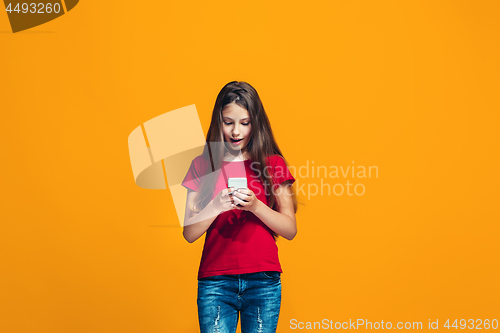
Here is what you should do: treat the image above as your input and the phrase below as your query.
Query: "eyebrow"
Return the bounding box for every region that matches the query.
[222,117,250,121]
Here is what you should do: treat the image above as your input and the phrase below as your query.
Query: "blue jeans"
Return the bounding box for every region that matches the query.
[197,271,282,333]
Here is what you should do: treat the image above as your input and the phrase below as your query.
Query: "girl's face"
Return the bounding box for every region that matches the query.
[221,102,252,155]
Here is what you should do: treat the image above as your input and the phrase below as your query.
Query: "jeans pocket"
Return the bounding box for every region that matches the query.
[261,271,281,279]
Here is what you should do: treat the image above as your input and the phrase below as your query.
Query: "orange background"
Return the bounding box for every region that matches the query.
[1,1,499,332]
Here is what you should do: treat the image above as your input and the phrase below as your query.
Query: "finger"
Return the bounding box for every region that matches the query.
[236,188,250,195]
[233,196,248,205]
[233,192,249,202]
[239,189,255,199]
[225,187,235,196]
[234,190,250,199]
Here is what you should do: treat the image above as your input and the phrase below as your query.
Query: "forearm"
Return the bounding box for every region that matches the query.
[183,201,220,243]
[251,200,297,240]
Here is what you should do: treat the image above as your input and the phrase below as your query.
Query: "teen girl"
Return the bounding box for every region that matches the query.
[181,81,297,333]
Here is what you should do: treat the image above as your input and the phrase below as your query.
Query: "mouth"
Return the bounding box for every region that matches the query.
[230,138,243,145]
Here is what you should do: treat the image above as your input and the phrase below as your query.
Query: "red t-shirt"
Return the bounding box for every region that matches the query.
[181,154,295,279]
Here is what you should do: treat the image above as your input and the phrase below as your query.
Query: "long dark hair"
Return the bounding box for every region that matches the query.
[191,81,297,240]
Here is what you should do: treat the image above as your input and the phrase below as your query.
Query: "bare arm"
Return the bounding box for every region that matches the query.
[182,187,234,243]
[232,181,297,240]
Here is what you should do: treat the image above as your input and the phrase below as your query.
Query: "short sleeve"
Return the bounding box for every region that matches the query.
[181,158,203,192]
[272,155,295,186]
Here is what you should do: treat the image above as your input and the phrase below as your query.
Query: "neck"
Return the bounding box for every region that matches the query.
[224,150,249,161]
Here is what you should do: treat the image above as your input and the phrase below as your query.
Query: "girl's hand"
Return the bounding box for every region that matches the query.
[211,187,235,213]
[231,188,258,212]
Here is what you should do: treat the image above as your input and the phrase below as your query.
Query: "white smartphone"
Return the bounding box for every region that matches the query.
[228,178,247,206]
[228,177,247,193]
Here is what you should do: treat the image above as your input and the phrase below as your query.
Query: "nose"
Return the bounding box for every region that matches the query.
[232,124,240,136]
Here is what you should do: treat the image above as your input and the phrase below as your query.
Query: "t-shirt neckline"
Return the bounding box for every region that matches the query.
[222,159,249,163]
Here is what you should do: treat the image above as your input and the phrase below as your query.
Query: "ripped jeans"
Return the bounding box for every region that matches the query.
[197,271,281,333]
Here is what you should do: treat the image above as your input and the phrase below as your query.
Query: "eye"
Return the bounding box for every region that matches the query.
[224,122,233,125]
[242,122,250,126]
